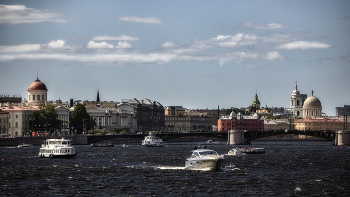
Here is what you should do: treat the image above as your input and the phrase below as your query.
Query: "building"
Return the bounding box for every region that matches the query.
[124,98,165,133]
[303,90,322,118]
[336,105,350,117]
[264,120,290,131]
[164,106,213,132]
[290,82,303,117]
[218,112,264,132]
[217,111,237,132]
[1,78,71,137]
[0,109,9,137]
[294,118,343,131]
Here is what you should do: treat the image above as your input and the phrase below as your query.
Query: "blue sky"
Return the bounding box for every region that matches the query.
[1,0,349,116]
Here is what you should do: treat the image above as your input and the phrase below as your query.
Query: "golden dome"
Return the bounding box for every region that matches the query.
[303,91,321,109]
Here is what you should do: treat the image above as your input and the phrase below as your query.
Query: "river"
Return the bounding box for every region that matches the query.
[1,140,349,196]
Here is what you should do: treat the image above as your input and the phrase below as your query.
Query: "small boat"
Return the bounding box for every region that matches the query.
[142,131,164,147]
[207,140,213,143]
[38,138,75,158]
[17,143,33,148]
[91,142,114,147]
[228,147,265,155]
[185,148,224,170]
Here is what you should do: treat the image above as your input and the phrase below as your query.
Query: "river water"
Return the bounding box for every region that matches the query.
[1,140,349,196]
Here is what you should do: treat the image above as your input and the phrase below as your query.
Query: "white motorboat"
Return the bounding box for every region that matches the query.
[142,131,164,147]
[38,138,75,158]
[228,147,265,155]
[185,148,224,170]
[17,143,33,148]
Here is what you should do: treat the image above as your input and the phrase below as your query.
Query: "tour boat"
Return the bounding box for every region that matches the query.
[38,138,76,158]
[228,147,265,155]
[185,148,224,170]
[142,131,164,147]
[17,143,33,148]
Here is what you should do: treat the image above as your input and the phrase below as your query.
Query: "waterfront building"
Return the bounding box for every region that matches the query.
[164,106,213,132]
[294,117,343,131]
[218,112,264,132]
[123,98,165,133]
[0,109,9,137]
[264,120,290,131]
[217,111,237,132]
[1,78,70,137]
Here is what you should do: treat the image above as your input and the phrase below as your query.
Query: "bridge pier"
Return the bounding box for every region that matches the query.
[336,130,350,146]
[227,129,244,145]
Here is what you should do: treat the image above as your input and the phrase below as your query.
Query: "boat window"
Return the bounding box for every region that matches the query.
[57,141,62,145]
[193,152,200,157]
[49,141,57,144]
[62,141,68,145]
[199,151,218,156]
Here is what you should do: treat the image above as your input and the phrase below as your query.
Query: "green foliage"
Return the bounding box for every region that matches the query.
[71,103,96,134]
[30,104,59,133]
[266,116,281,120]
[115,127,130,134]
[88,129,111,135]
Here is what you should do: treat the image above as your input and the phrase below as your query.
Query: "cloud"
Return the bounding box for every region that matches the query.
[276,41,331,50]
[115,41,132,49]
[92,35,139,41]
[87,41,114,49]
[118,16,162,24]
[265,51,284,60]
[241,22,289,29]
[0,4,67,25]
[0,44,41,52]
[160,42,176,48]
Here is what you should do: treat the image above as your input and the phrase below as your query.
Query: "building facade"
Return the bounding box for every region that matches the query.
[294,118,343,131]
[164,106,213,132]
[336,105,350,117]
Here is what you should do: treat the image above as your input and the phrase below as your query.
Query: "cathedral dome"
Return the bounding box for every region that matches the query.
[303,92,321,109]
[28,78,48,91]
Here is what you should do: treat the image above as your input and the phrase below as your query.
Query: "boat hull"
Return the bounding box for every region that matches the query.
[185,158,224,170]
[38,152,76,158]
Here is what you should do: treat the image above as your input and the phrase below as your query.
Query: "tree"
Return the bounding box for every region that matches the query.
[30,103,59,134]
[71,103,95,134]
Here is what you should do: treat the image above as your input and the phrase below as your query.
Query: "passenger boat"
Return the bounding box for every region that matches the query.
[185,148,224,170]
[38,138,75,158]
[91,142,114,147]
[142,131,164,147]
[228,147,265,155]
[17,143,33,148]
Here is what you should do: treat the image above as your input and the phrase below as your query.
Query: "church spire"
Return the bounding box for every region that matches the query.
[96,89,100,102]
[295,80,298,90]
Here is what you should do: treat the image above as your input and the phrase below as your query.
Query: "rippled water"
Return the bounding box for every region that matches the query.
[1,140,350,196]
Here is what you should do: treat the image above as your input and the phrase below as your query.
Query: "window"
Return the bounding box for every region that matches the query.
[297,100,300,106]
[15,122,18,128]
[9,123,10,128]
[38,95,40,100]
[42,95,45,100]
[291,100,294,106]
[33,95,35,100]
[16,115,18,118]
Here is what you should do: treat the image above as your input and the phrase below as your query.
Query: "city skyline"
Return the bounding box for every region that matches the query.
[1,1,350,116]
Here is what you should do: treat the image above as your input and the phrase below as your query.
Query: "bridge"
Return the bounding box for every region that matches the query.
[86,130,336,144]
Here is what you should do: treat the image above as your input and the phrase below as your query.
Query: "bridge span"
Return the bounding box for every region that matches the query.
[85,130,336,144]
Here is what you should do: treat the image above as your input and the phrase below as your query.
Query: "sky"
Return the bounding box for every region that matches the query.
[1,0,349,116]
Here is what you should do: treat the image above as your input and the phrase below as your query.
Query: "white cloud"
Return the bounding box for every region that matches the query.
[276,41,331,50]
[265,51,284,60]
[46,40,66,49]
[87,41,114,49]
[115,41,132,49]
[0,4,67,25]
[0,44,41,52]
[241,22,289,29]
[118,16,162,24]
[92,35,139,41]
[160,42,176,48]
